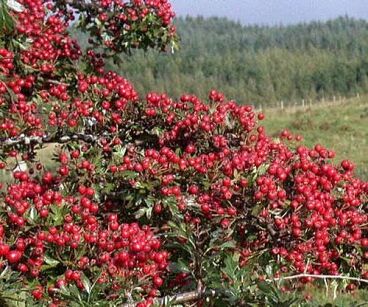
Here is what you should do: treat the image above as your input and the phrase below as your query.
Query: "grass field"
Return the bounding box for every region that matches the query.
[264,96,368,180]
[0,143,59,184]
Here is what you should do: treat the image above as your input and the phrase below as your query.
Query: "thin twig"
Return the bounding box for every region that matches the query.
[268,273,368,284]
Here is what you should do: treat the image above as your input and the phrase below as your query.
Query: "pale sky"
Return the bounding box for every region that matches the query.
[171,0,368,25]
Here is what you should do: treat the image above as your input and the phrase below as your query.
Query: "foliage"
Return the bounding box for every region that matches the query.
[0,1,367,307]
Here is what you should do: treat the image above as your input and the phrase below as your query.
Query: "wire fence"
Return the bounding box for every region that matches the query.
[253,93,365,113]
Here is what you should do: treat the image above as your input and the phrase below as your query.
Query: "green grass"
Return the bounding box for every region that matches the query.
[0,143,59,184]
[264,96,368,180]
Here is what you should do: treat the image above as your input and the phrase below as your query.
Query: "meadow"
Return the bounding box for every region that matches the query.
[264,96,368,180]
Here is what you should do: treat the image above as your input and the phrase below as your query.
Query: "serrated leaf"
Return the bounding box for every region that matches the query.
[114,145,127,158]
[222,254,238,280]
[49,204,64,226]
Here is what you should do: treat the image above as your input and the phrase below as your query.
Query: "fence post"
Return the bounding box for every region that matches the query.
[302,99,305,109]
[281,101,284,110]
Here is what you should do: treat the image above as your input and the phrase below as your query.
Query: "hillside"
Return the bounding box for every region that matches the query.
[98,16,368,105]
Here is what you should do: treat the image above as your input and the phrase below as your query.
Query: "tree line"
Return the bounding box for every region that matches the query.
[101,16,368,105]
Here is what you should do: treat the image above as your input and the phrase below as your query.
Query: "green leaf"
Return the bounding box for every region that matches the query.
[251,204,263,217]
[44,255,59,267]
[146,206,152,219]
[120,170,138,179]
[0,0,14,33]
[222,254,239,280]
[80,273,92,295]
[257,281,281,303]
[169,260,190,274]
[114,145,127,158]
[49,204,65,226]
[135,208,147,219]
[219,240,236,250]
[28,207,37,223]
[257,281,273,295]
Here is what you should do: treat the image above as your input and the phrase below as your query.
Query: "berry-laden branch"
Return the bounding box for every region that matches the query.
[1,0,367,306]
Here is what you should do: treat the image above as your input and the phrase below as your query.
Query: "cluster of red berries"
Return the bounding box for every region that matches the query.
[0,0,367,305]
[0,171,168,305]
[98,87,368,282]
[97,0,175,25]
[0,0,174,143]
[16,0,81,72]
[65,0,176,53]
[45,71,138,131]
[0,48,14,75]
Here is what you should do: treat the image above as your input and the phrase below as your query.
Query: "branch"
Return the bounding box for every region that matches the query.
[268,273,368,284]
[121,274,368,306]
[56,0,98,12]
[122,288,218,307]
[0,133,99,147]
[0,129,158,148]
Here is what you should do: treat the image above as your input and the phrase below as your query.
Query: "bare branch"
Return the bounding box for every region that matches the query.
[121,273,368,306]
[268,273,368,284]
[0,133,99,147]
[121,288,218,307]
[57,0,95,11]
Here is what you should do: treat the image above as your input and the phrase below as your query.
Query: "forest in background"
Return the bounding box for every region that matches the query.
[77,16,368,105]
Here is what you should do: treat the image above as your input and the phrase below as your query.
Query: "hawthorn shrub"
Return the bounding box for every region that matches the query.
[0,0,367,306]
